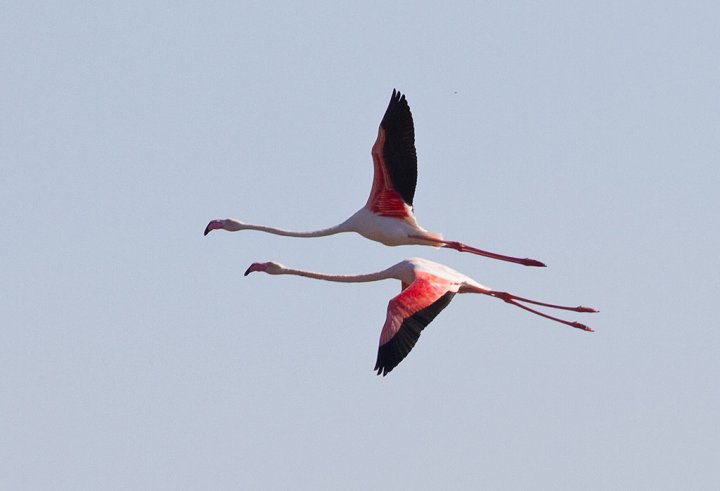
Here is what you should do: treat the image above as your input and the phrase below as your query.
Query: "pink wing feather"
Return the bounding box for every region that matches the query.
[375,272,457,375]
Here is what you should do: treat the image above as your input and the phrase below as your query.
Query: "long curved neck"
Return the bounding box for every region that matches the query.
[230,220,349,238]
[276,267,393,283]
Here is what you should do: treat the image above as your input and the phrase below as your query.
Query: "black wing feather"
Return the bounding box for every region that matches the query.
[380,89,418,206]
[374,291,456,376]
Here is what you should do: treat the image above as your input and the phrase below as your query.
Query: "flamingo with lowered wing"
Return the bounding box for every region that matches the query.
[244,257,596,375]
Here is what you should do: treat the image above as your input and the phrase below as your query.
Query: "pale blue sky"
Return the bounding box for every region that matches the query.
[3,1,720,489]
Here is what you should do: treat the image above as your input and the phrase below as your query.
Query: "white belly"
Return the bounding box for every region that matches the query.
[342,208,443,246]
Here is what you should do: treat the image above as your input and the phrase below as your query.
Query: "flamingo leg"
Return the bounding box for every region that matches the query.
[494,292,598,313]
[489,291,596,332]
[413,236,546,267]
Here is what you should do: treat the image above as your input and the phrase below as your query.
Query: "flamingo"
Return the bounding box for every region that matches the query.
[205,89,545,267]
[244,257,597,376]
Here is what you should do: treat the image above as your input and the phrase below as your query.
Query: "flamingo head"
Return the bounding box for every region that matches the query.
[204,219,244,236]
[244,261,285,276]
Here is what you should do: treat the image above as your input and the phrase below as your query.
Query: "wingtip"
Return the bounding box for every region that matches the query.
[374,362,390,377]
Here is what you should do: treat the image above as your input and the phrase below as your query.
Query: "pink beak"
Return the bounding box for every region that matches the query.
[244,263,268,276]
[203,220,219,236]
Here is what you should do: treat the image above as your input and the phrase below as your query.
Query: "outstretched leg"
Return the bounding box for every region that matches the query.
[444,241,546,267]
[484,290,597,331]
[412,236,546,267]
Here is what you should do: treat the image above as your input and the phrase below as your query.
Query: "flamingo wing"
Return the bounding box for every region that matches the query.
[367,90,418,218]
[374,273,456,376]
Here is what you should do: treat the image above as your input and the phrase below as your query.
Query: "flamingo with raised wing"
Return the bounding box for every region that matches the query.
[205,90,545,267]
[244,257,596,375]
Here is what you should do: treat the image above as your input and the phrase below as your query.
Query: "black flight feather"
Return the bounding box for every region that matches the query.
[380,89,418,207]
[374,291,456,376]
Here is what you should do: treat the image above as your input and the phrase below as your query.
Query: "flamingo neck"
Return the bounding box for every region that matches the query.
[275,267,393,284]
[227,219,350,238]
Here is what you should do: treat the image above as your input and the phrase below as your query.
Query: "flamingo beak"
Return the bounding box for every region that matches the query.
[204,220,221,236]
[244,263,266,276]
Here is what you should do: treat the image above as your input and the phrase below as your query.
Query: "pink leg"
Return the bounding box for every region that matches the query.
[495,292,598,313]
[489,290,596,332]
[426,238,546,267]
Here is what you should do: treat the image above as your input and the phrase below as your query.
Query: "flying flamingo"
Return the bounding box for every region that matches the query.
[205,89,545,267]
[244,257,596,376]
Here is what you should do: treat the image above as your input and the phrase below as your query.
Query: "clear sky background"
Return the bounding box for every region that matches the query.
[3,1,719,489]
